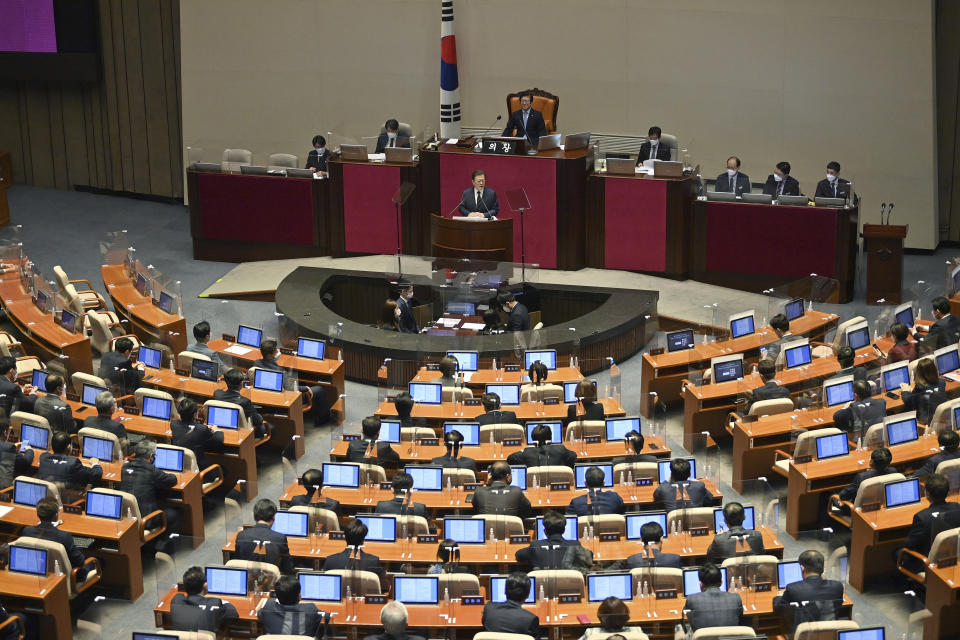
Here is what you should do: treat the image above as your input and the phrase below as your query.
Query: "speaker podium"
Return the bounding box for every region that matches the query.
[429,214,514,262]
[862,223,907,304]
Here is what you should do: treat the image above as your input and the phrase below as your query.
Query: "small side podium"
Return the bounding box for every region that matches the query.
[862,223,907,304]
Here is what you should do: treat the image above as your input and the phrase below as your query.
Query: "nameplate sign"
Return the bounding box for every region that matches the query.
[504,364,520,372]
[364,595,387,605]
[599,533,620,542]
[328,531,345,540]
[123,406,139,415]
[544,397,559,405]
[479,138,521,155]
[861,502,881,513]
[754,582,772,592]
[222,334,236,343]
[584,436,602,444]
[417,534,438,544]
[464,398,481,406]
[558,594,581,604]
[503,438,521,447]
[549,482,570,491]
[418,438,439,447]
[636,478,653,486]
[343,434,360,441]
[689,527,710,537]
[655,589,678,600]
[463,483,482,491]
[379,482,392,490]
[462,595,484,605]
[510,535,531,544]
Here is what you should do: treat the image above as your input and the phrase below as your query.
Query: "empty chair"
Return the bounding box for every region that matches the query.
[441,386,474,402]
[935,458,960,491]
[15,356,43,379]
[438,573,481,597]
[629,567,682,593]
[927,400,956,433]
[287,505,340,533]
[222,148,253,172]
[135,388,180,421]
[225,558,280,592]
[164,444,223,495]
[86,311,120,354]
[479,424,524,441]
[471,514,524,538]
[691,627,760,640]
[794,620,860,640]
[520,384,562,402]
[666,507,716,532]
[526,466,574,487]
[748,397,794,417]
[565,420,605,440]
[826,545,848,581]
[14,536,100,598]
[400,426,435,442]
[772,427,844,477]
[720,554,779,588]
[527,569,584,598]
[394,514,430,536]
[613,462,658,484]
[53,266,106,310]
[861,422,885,448]
[577,514,626,536]
[267,153,298,169]
[323,569,381,595]
[827,316,867,355]
[442,467,476,487]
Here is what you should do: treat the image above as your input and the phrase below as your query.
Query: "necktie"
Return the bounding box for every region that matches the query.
[651,144,657,159]
[779,180,785,196]
[833,182,837,197]
[476,190,481,209]
[523,110,529,130]
[389,137,395,148]
[730,173,736,193]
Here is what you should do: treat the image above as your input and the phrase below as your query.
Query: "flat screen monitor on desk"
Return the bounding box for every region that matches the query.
[142,396,172,421]
[205,567,248,596]
[59,309,78,333]
[9,546,46,576]
[881,362,911,392]
[236,325,263,348]
[710,354,744,383]
[784,298,805,322]
[443,422,479,445]
[815,433,850,460]
[823,376,855,408]
[81,382,107,406]
[485,384,520,405]
[355,515,396,542]
[81,435,114,461]
[253,368,284,392]
[31,369,48,391]
[935,344,960,375]
[86,490,123,519]
[157,291,175,314]
[20,423,49,450]
[442,517,485,543]
[729,311,756,339]
[706,190,738,202]
[884,478,921,508]
[446,351,479,372]
[658,458,697,483]
[394,576,439,604]
[33,290,49,314]
[138,346,163,369]
[741,193,773,204]
[525,421,561,444]
[322,463,360,488]
[490,575,535,603]
[626,512,668,540]
[13,479,47,507]
[783,339,812,369]
[894,302,914,328]
[409,382,442,404]
[683,567,727,595]
[299,573,342,601]
[838,628,885,640]
[510,466,527,489]
[587,573,633,602]
[524,350,557,370]
[605,417,640,441]
[404,466,443,491]
[777,561,803,589]
[297,338,326,360]
[134,272,149,295]
[191,359,219,382]
[208,405,239,429]
[378,420,401,443]
[272,510,310,537]
[666,329,695,352]
[575,463,613,488]
[845,322,870,350]
[535,515,577,541]
[714,505,754,532]
[446,302,476,316]
[884,413,918,446]
[154,446,184,472]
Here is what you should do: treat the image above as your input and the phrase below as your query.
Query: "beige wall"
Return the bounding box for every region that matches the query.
[181,0,939,248]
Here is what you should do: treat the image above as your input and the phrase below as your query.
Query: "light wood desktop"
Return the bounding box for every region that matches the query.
[923,561,960,640]
[373,397,625,424]
[0,570,70,640]
[101,263,188,355]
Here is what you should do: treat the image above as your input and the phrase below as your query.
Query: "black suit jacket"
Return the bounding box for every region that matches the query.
[833,397,887,433]
[374,496,428,519]
[396,297,419,334]
[814,177,850,199]
[637,141,671,164]
[837,466,897,502]
[235,522,293,573]
[289,493,340,514]
[305,148,329,172]
[374,133,411,154]
[458,187,499,219]
[21,522,88,579]
[515,534,584,569]
[611,453,659,465]
[503,108,548,145]
[0,442,33,488]
[904,501,960,557]
[705,526,765,564]
[774,575,845,629]
[506,303,531,332]
[118,457,176,516]
[97,350,144,395]
[37,451,102,487]
[762,174,801,197]
[653,480,712,511]
[212,388,264,429]
[170,593,239,632]
[477,410,519,426]
[567,401,605,421]
[430,453,477,474]
[684,588,744,631]
[912,449,960,480]
[321,548,385,579]
[507,443,576,468]
[170,419,224,471]
[566,489,624,516]
[625,548,682,569]
[0,377,31,417]
[82,415,127,442]
[714,172,751,194]
[748,381,791,412]
[482,600,541,638]
[919,314,960,353]
[34,393,75,434]
[345,439,401,467]
[471,481,533,518]
[258,599,323,635]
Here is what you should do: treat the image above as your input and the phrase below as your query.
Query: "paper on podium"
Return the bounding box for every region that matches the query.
[436,317,460,327]
[368,153,386,161]
[451,216,489,222]
[461,322,485,331]
[0,506,12,519]
[224,344,253,356]
[447,138,459,144]
[642,159,656,169]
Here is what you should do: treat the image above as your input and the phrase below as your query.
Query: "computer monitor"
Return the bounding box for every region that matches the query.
[409,382,442,404]
[208,405,239,429]
[710,355,744,383]
[658,458,697,483]
[142,396,172,421]
[86,490,123,519]
[394,576,440,604]
[564,380,595,403]
[138,346,163,369]
[683,567,727,595]
[205,567,248,596]
[236,325,263,348]
[356,515,397,542]
[485,384,520,405]
[954,404,960,430]
[446,351,479,372]
[535,515,578,541]
[815,433,850,460]
[59,309,77,333]
[784,298,805,322]
[935,344,960,375]
[321,463,360,488]
[605,417,641,441]
[442,518,485,543]
[134,272,149,296]
[81,382,106,406]
[132,634,180,640]
[404,466,444,491]
[729,311,756,339]
[666,329,695,352]
[837,628,885,640]
[587,573,633,602]
[626,512,668,540]
[845,322,870,350]
[13,479,47,507]
[510,466,527,490]
[20,423,49,450]
[272,510,310,537]
[823,376,855,407]
[777,561,803,589]
[446,301,476,316]
[33,290,48,314]
[297,337,326,360]
[9,546,46,576]
[714,505,755,532]
[443,422,480,445]
[526,421,561,444]
[379,420,401,444]
[158,291,175,314]
[783,339,812,369]
[524,350,558,370]
[252,368,283,392]
[188,359,217,382]
[884,414,919,446]
[575,463,613,488]
[490,575,535,603]
[299,572,342,601]
[881,362,911,392]
[31,369,48,391]
[885,478,921,508]
[153,446,184,472]
[82,435,114,461]
[894,302,915,328]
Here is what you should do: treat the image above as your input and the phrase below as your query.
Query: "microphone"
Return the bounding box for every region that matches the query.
[880,203,887,225]
[447,199,464,218]
[515,110,535,147]
[478,114,503,140]
[887,203,894,225]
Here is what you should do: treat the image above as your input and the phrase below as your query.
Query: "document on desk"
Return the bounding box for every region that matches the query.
[436,318,460,328]
[461,322,485,331]
[368,153,387,161]
[0,506,12,519]
[223,344,253,356]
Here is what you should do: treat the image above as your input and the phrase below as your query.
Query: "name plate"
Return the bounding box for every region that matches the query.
[425,363,440,370]
[464,483,482,491]
[599,533,620,542]
[754,582,772,592]
[503,438,522,447]
[418,438,439,446]
[689,527,710,537]
[464,398,481,406]
[328,531,345,540]
[0,494,10,503]
[584,436,602,444]
[343,434,360,441]
[480,138,520,155]
[417,534,439,544]
[123,406,140,415]
[63,504,82,514]
[462,595,484,605]
[655,589,678,600]
[364,595,387,605]
[544,398,559,405]
[550,482,570,491]
[504,364,520,372]
[379,482,393,490]
[509,535,531,544]
[937,556,958,569]
[861,502,881,513]
[175,368,190,377]
[558,594,581,604]
[279,347,295,356]
[65,392,80,402]
[222,333,237,342]
[793,455,812,464]
[636,478,653,486]
[649,347,665,356]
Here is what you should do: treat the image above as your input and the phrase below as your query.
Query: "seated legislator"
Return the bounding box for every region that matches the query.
[899,357,947,424]
[458,170,499,219]
[502,92,548,146]
[375,119,410,153]
[762,161,801,197]
[914,296,960,353]
[885,322,918,363]
[912,430,960,480]
[0,356,36,415]
[378,299,401,332]
[773,550,844,630]
[23,497,92,580]
[746,358,791,412]
[763,313,792,361]
[814,161,851,199]
[0,420,35,488]
[478,308,505,335]
[37,431,102,490]
[625,521,681,569]
[498,291,530,332]
[637,126,671,164]
[577,596,646,640]
[568,378,604,422]
[472,461,534,519]
[428,539,467,575]
[567,465,625,516]
[612,430,657,465]
[170,565,239,633]
[653,458,713,511]
[715,156,751,194]
[394,392,428,430]
[322,518,386,581]
[705,501,764,563]
[833,379,886,434]
[365,601,426,640]
[507,423,577,468]
[482,572,542,638]
[833,345,868,382]
[346,416,401,467]
[903,474,960,565]
[477,392,520,426]
[290,467,340,514]
[82,391,128,452]
[120,439,180,553]
[97,336,145,396]
[437,356,460,387]
[186,320,226,371]
[516,510,588,569]
[258,574,322,636]
[254,339,330,427]
[214,368,270,439]
[171,398,225,478]
[34,374,76,434]
[431,429,477,474]
[832,447,895,513]
[234,499,293,573]
[306,134,330,175]
[683,563,744,631]
[375,472,428,518]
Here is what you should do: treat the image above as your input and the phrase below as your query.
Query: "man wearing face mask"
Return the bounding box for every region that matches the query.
[375,119,410,153]
[763,161,801,198]
[305,135,329,175]
[497,292,530,332]
[814,161,851,200]
[503,93,547,147]
[715,156,751,194]
[394,281,420,334]
[637,126,671,164]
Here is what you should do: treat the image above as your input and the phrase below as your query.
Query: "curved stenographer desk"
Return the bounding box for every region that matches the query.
[275,266,658,384]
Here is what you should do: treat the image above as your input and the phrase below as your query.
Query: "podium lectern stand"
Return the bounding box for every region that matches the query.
[862,223,907,304]
[430,214,514,262]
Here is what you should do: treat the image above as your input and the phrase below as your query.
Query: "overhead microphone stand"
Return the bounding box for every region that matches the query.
[390,182,417,277]
[504,188,532,285]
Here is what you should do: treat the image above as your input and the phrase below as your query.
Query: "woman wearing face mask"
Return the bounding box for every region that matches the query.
[762,161,801,198]
[815,161,852,200]
[715,156,751,194]
[378,299,401,331]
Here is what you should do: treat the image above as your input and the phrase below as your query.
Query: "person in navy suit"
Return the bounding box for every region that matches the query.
[458,170,499,219]
[912,430,960,480]
[374,472,428,518]
[502,93,547,146]
[833,380,886,435]
[567,466,624,516]
[746,358,791,413]
[289,467,340,514]
[626,521,681,569]
[706,502,764,563]
[653,458,712,511]
[305,135,329,174]
[636,126,671,164]
[392,281,419,334]
[234,499,293,573]
[431,429,477,474]
[904,474,960,560]
[498,292,530,332]
[762,161,801,197]
[374,119,410,154]
[321,519,386,588]
[715,156,751,194]
[683,563,743,631]
[22,498,91,580]
[814,161,851,199]
[914,296,960,353]
[477,392,520,426]
[515,510,587,569]
[481,572,542,638]
[773,550,845,630]
[612,430,658,465]
[833,447,896,513]
[508,423,576,468]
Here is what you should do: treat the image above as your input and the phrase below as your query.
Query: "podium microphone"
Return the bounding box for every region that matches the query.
[886,203,894,225]
[478,114,502,140]
[880,203,887,225]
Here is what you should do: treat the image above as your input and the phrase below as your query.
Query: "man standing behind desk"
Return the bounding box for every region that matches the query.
[637,126,671,164]
[763,161,801,198]
[458,170,499,219]
[715,156,751,194]
[375,119,410,154]
[503,93,547,147]
[498,292,530,332]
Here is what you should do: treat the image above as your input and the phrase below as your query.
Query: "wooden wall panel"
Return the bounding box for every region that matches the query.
[0,0,182,199]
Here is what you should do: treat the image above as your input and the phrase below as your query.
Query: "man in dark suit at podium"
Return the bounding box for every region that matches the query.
[458,170,499,219]
[503,93,547,146]
[763,161,801,197]
[637,126,671,164]
[814,161,850,199]
[715,156,751,194]
[375,119,410,154]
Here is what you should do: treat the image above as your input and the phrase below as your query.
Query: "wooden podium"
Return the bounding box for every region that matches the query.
[430,214,514,262]
[862,223,907,304]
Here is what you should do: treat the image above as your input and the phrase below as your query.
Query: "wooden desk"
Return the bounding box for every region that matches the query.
[373,398,625,424]
[0,570,70,640]
[924,562,960,640]
[639,310,838,417]
[411,366,584,389]
[101,264,188,354]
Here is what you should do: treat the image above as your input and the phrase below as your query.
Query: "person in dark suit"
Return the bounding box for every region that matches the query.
[170,565,239,633]
[832,345,868,382]
[886,322,918,363]
[290,467,340,514]
[904,474,960,559]
[567,378,604,421]
[0,419,35,489]
[516,510,585,569]
[482,572,541,637]
[478,308,505,335]
[33,374,76,434]
[23,498,91,580]
[498,292,530,332]
[706,501,764,563]
[213,368,270,439]
[915,296,960,353]
[346,416,401,468]
[507,423,576,468]
[0,602,26,640]
[37,431,102,489]
[913,430,960,480]
[322,518,386,583]
[636,126,671,164]
[254,339,331,427]
[626,521,682,569]
[654,458,712,511]
[234,498,293,573]
[472,461,533,519]
[683,563,744,631]
[747,358,791,413]
[185,320,226,371]
[0,356,36,416]
[612,430,658,465]
[258,574,322,636]
[834,447,896,509]
[365,601,426,640]
[762,161,801,198]
[82,390,128,452]
[832,379,886,435]
[171,397,225,478]
[899,357,947,425]
[714,156,751,194]
[306,134,330,175]
[96,337,145,396]
[814,161,852,200]
[119,439,179,552]
[567,466,624,516]
[393,281,420,334]
[477,392,520,426]
[773,550,844,630]
[374,119,411,154]
[502,93,548,146]
[457,169,499,219]
[763,314,792,361]
[431,429,477,474]
[375,472,427,518]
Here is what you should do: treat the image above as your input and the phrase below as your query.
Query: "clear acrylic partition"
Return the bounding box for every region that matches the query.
[76,593,110,640]
[184,144,206,167]
[147,265,183,317]
[686,431,720,490]
[735,376,755,428]
[199,299,248,370]
[153,534,205,614]
[0,224,22,268]
[736,478,780,536]
[33,271,60,318]
[906,279,937,325]
[764,275,840,326]
[944,259,960,297]
[97,229,131,267]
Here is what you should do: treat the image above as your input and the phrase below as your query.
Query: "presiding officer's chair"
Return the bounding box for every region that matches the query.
[505,88,559,133]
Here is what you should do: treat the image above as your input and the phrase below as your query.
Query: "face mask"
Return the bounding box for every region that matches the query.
[503,306,510,313]
[774,174,784,182]
[826,173,837,182]
[387,132,398,140]
[727,169,737,177]
[650,138,659,145]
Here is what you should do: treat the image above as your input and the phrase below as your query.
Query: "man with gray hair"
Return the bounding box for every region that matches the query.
[120,438,179,551]
[82,390,128,453]
[364,601,425,640]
